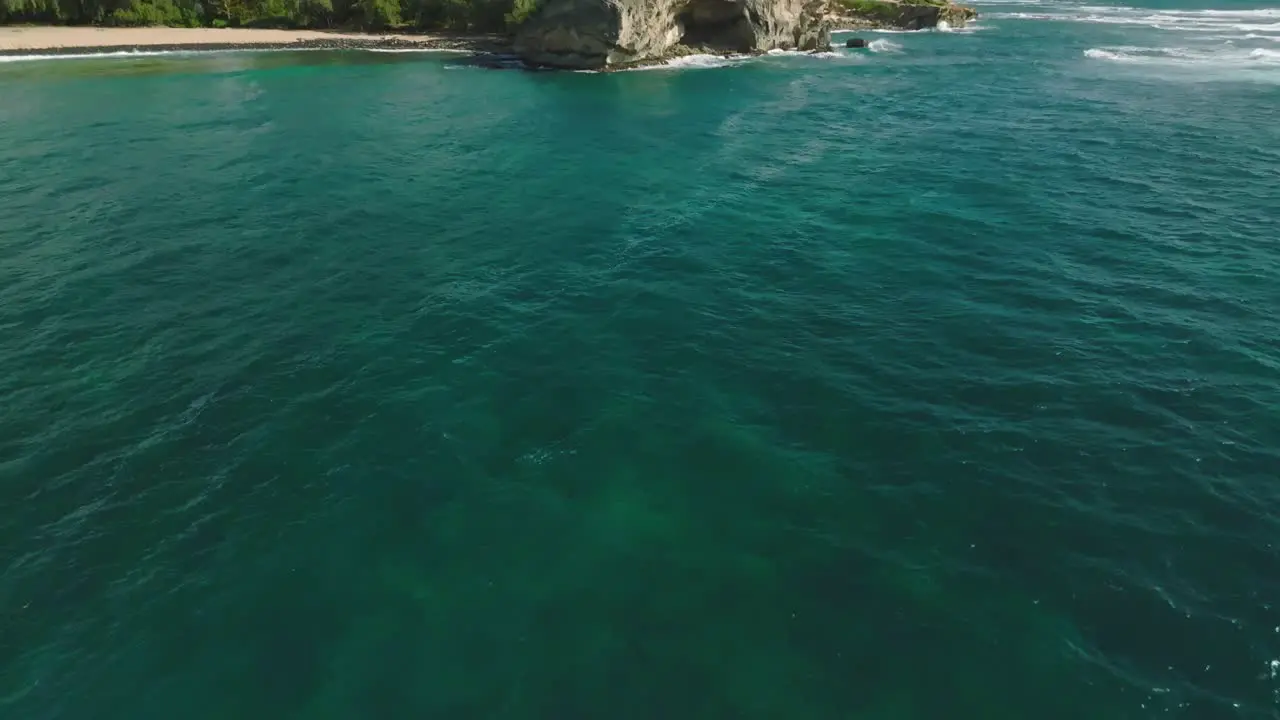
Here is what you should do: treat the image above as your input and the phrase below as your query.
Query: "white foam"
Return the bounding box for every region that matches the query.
[1210,33,1280,43]
[986,5,1280,35]
[1083,47,1131,61]
[933,19,987,33]
[0,49,196,63]
[0,45,466,64]
[623,49,849,71]
[1080,7,1280,19]
[868,38,903,53]
[766,48,842,58]
[1084,44,1280,66]
[615,53,748,71]
[856,22,984,34]
[664,53,744,68]
[364,47,465,54]
[983,12,1058,20]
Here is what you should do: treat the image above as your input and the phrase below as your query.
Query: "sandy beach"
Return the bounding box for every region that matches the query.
[0,26,503,56]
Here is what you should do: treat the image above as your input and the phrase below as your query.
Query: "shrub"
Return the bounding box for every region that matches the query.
[503,0,535,29]
[107,0,185,25]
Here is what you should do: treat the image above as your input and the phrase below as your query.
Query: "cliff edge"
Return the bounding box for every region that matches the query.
[514,0,831,69]
[828,0,976,30]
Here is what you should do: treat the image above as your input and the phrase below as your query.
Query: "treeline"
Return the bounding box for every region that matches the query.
[0,0,540,31]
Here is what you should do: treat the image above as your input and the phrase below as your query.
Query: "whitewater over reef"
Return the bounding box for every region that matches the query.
[982,1,1280,78]
[1,2,1279,720]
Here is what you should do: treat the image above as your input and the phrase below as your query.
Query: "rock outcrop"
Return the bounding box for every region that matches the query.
[828,0,975,30]
[514,0,831,69]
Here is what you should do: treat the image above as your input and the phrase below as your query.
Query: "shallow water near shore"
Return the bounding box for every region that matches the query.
[2,2,1280,718]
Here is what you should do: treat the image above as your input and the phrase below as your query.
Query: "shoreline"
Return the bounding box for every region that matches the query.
[0,27,508,58]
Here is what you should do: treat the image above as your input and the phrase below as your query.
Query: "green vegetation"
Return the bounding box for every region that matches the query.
[834,0,901,21]
[833,0,956,23]
[0,0,537,31]
[834,0,949,15]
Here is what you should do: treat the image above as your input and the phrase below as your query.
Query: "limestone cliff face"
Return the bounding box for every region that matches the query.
[828,0,976,30]
[514,0,831,69]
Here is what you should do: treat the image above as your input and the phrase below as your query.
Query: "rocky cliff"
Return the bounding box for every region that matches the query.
[828,0,976,30]
[514,0,831,69]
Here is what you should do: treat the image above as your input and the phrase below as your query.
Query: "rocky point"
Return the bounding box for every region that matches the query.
[514,0,832,69]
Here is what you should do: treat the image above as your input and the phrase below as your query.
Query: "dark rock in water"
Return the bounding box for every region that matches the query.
[846,37,868,48]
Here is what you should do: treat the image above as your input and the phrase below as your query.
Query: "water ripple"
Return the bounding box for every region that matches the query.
[2,15,1280,720]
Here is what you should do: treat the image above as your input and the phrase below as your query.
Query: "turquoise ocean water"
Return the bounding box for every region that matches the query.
[2,3,1279,717]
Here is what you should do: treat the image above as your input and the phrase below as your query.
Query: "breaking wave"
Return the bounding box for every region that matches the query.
[994,1,1280,79]
[765,48,843,58]
[615,53,750,71]
[0,49,204,63]
[1084,44,1280,65]
[834,25,985,34]
[658,53,749,69]
[987,5,1280,38]
[868,38,903,53]
[621,49,850,72]
[364,47,466,54]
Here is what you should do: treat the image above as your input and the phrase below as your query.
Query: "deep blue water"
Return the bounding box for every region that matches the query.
[2,3,1279,718]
